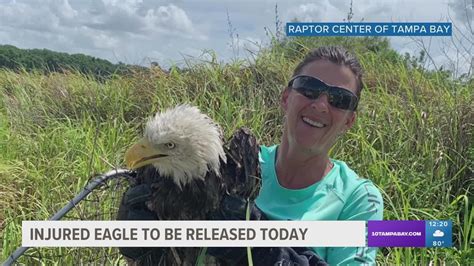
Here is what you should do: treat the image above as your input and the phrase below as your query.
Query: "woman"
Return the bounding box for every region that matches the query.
[119,46,384,265]
[255,46,384,265]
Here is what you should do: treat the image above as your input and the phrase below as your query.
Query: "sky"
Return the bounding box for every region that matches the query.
[0,0,472,77]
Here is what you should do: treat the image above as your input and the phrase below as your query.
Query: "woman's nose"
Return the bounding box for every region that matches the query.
[310,93,330,113]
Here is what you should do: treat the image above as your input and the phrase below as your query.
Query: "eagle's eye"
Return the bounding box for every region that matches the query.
[165,142,175,149]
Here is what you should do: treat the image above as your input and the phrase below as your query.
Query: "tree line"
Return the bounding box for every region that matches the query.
[0,44,143,78]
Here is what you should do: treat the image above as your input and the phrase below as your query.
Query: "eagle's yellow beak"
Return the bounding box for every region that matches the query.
[125,138,168,169]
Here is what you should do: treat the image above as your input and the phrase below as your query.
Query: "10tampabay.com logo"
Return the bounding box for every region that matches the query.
[286,22,452,36]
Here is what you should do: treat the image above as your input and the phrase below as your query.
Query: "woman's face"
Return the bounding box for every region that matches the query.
[281,60,358,155]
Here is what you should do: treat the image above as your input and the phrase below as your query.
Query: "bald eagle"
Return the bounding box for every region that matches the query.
[118,104,261,265]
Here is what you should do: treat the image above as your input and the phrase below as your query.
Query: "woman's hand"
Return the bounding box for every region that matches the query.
[117,184,163,260]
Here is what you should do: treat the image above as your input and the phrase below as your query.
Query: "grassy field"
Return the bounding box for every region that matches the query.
[0,37,472,265]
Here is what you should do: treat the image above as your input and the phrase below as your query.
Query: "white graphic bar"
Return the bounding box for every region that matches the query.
[22,221,365,247]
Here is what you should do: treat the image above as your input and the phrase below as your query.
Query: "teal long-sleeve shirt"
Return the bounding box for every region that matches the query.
[255,145,384,265]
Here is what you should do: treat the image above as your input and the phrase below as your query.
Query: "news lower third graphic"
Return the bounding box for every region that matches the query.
[286,23,452,37]
[22,220,452,248]
[22,221,366,247]
[368,220,452,247]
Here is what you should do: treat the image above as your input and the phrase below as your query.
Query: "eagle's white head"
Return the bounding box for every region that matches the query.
[125,104,226,187]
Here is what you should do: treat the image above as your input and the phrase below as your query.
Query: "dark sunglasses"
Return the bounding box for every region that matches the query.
[288,75,359,111]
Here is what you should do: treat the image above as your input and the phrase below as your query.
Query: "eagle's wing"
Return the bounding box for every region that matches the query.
[221,127,261,200]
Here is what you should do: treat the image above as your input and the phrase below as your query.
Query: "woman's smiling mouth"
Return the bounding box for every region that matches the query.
[302,116,327,128]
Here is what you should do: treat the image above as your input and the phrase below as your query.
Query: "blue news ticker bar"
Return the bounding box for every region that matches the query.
[286,23,452,36]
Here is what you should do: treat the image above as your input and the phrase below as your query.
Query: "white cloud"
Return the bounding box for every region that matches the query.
[50,0,78,20]
[285,3,330,22]
[0,0,210,66]
[433,230,444,237]
[0,2,60,33]
[0,0,469,74]
[101,0,143,12]
[143,4,207,40]
[84,8,146,33]
[89,32,119,49]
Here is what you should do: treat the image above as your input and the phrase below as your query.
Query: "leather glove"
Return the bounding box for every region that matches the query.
[117,184,163,260]
[207,195,328,266]
[210,193,267,221]
[207,194,267,264]
[251,246,328,266]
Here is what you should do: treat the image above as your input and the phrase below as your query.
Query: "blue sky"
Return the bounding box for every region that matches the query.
[0,0,472,76]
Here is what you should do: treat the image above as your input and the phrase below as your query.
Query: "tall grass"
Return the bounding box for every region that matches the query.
[0,37,472,265]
